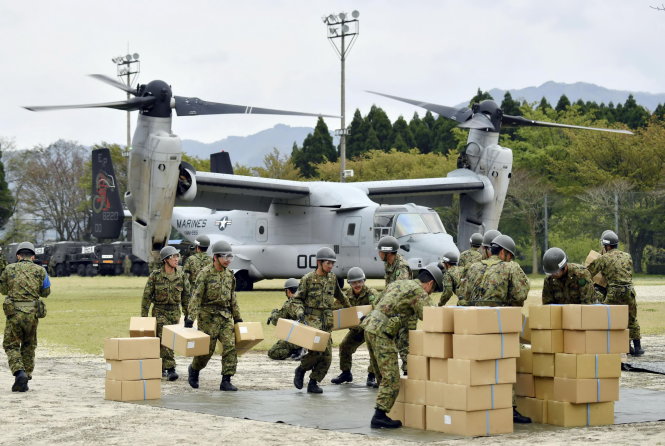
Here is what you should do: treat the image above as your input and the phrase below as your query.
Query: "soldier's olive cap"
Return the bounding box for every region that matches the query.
[601,230,619,245]
[16,241,35,255]
[211,240,233,255]
[482,229,502,247]
[424,262,444,292]
[195,235,210,248]
[491,234,516,256]
[377,235,399,253]
[160,245,179,261]
[543,247,567,275]
[316,246,336,262]
[347,266,366,283]
[470,233,483,246]
[441,250,459,265]
[284,278,299,289]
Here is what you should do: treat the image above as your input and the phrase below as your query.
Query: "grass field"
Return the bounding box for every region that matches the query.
[0,275,662,355]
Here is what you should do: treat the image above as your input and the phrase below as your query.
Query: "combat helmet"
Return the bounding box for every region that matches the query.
[482,229,502,247]
[195,235,210,249]
[16,241,36,256]
[377,236,399,253]
[316,246,336,262]
[347,267,366,283]
[601,230,619,246]
[423,263,444,292]
[440,250,459,265]
[211,240,233,255]
[470,233,483,247]
[283,278,299,290]
[542,247,567,275]
[160,246,179,261]
[491,234,516,256]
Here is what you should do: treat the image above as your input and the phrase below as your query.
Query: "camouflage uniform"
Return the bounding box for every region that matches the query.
[123,255,132,276]
[384,254,413,375]
[189,264,242,375]
[141,265,191,370]
[338,285,379,373]
[183,252,212,288]
[267,298,300,360]
[542,263,597,305]
[466,256,529,307]
[362,279,431,412]
[438,265,463,306]
[458,248,482,268]
[588,249,640,339]
[1,260,51,376]
[293,270,350,382]
[0,255,8,276]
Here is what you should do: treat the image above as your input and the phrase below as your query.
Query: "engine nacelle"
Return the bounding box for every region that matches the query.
[177,162,197,202]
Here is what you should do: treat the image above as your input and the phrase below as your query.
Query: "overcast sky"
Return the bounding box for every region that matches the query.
[1,0,663,150]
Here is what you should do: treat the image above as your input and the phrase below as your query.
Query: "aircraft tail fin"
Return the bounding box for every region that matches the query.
[210,151,234,174]
[91,148,124,239]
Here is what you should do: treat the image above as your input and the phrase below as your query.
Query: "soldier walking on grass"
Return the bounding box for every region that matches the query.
[542,247,597,305]
[140,246,191,381]
[1,242,51,392]
[266,278,303,360]
[183,235,212,287]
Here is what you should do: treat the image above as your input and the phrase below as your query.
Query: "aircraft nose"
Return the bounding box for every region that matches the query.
[399,233,458,268]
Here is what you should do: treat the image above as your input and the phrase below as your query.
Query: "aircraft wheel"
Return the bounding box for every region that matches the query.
[235,271,253,292]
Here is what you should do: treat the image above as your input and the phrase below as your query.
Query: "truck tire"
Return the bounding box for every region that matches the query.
[77,264,86,276]
[234,271,254,292]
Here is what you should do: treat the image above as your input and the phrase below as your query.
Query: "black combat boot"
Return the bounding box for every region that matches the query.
[166,367,179,381]
[12,370,29,392]
[294,366,306,389]
[331,370,353,384]
[513,407,532,424]
[188,364,200,389]
[220,375,238,391]
[366,372,378,388]
[307,378,323,394]
[632,339,645,357]
[371,408,402,428]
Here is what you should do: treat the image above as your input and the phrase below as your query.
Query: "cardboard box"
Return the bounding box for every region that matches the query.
[529,305,563,329]
[104,378,160,401]
[555,353,622,379]
[534,377,554,400]
[453,306,522,334]
[426,380,447,407]
[388,401,404,423]
[396,377,406,403]
[547,400,614,427]
[562,305,629,330]
[520,314,531,344]
[517,348,533,373]
[423,332,453,359]
[407,355,429,380]
[452,333,520,360]
[404,379,427,405]
[404,403,426,429]
[274,318,331,352]
[563,330,629,354]
[425,405,447,433]
[532,353,555,377]
[161,325,211,357]
[553,377,620,403]
[423,306,455,333]
[516,396,547,424]
[443,408,513,436]
[447,358,516,386]
[444,383,512,411]
[409,330,425,356]
[332,305,373,330]
[429,358,448,382]
[104,337,160,360]
[129,317,157,337]
[106,358,162,381]
[531,329,564,353]
[585,251,608,288]
[234,322,264,355]
[515,373,535,397]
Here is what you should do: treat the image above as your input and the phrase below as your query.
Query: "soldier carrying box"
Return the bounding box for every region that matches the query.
[266,278,303,360]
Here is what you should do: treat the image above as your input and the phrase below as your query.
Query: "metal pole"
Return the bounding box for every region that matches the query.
[543,194,549,251]
[126,89,131,150]
[340,27,346,183]
[614,191,619,234]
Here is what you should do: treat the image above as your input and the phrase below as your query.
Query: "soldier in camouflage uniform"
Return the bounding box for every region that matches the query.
[587,230,643,356]
[292,247,351,394]
[362,264,442,429]
[542,247,597,305]
[458,230,501,303]
[266,278,302,360]
[183,235,212,290]
[187,240,243,391]
[140,246,191,381]
[0,248,8,276]
[1,242,51,392]
[458,232,483,267]
[438,250,463,306]
[330,267,380,387]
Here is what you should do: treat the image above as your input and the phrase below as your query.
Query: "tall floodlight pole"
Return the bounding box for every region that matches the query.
[323,10,359,182]
[111,53,140,154]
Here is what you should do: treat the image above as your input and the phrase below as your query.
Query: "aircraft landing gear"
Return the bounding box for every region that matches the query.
[235,271,254,292]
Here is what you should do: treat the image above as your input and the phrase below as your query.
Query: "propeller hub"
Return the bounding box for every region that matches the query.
[138,80,172,118]
[472,100,503,132]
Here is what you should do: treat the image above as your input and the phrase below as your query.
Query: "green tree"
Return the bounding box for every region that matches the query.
[291,117,336,178]
[469,88,494,106]
[501,92,521,116]
[0,138,15,229]
[346,109,369,159]
[366,105,393,151]
[251,148,301,180]
[555,95,571,112]
[390,116,414,151]
[537,97,551,111]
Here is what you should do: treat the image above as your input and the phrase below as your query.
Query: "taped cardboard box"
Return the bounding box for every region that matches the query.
[553,377,620,403]
[396,376,407,402]
[531,329,564,353]
[585,251,608,288]
[234,322,264,355]
[404,379,427,405]
[105,378,160,401]
[331,305,373,330]
[423,332,453,358]
[409,329,425,356]
[407,354,429,380]
[104,337,160,360]
[517,348,533,374]
[529,305,563,329]
[453,306,522,334]
[429,358,448,382]
[452,333,520,360]
[129,317,157,337]
[422,306,456,333]
[520,314,531,344]
[534,377,554,400]
[443,408,513,436]
[532,353,555,377]
[563,329,629,354]
[516,396,547,424]
[106,358,162,381]
[275,318,330,352]
[555,353,622,379]
[161,325,211,357]
[515,373,535,397]
[425,405,447,433]
[562,305,628,330]
[404,403,426,429]
[547,400,614,427]
[444,383,512,411]
[388,401,405,423]
[426,380,447,407]
[447,358,516,386]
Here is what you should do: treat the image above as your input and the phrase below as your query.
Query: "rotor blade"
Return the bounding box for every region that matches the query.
[24,96,155,112]
[457,113,496,131]
[366,91,473,123]
[174,96,339,118]
[89,74,137,96]
[502,114,633,135]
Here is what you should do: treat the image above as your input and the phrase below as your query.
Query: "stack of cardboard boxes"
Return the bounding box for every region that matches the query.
[516,304,628,426]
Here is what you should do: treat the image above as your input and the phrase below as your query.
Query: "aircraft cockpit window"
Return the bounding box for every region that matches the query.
[394,214,429,238]
[421,213,446,234]
[373,214,395,240]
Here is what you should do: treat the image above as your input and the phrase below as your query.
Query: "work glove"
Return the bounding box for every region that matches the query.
[184,318,194,328]
[266,316,273,325]
[235,318,243,323]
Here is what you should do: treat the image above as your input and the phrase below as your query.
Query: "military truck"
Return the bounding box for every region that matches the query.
[48,241,99,276]
[97,241,149,276]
